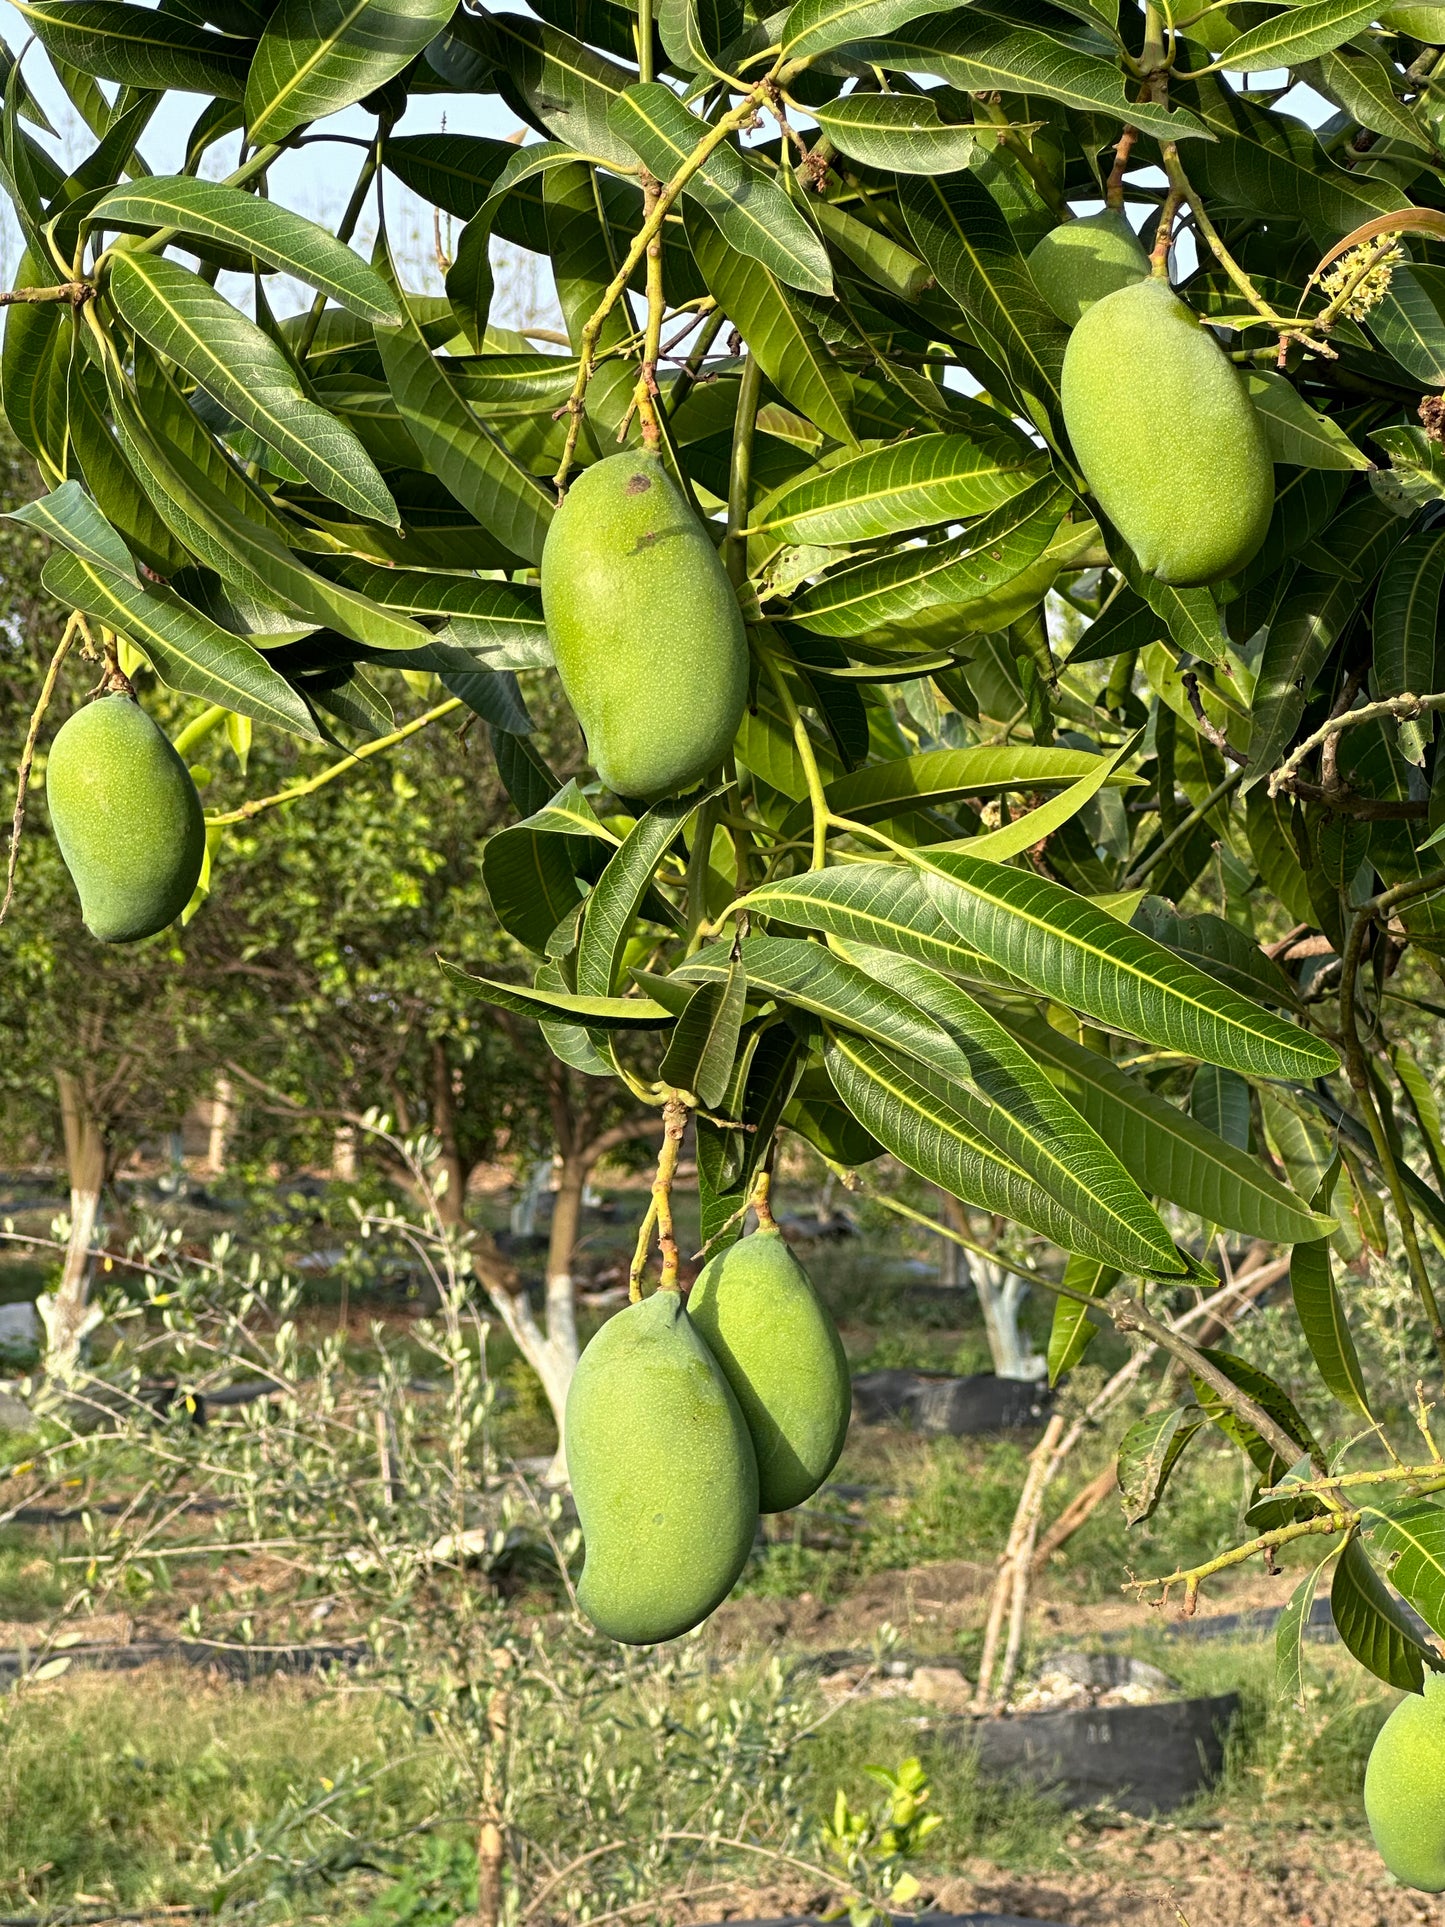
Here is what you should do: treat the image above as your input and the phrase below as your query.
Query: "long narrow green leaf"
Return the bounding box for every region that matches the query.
[811,91,979,174]
[107,252,398,527]
[921,850,1340,1080]
[13,0,252,97]
[1218,0,1378,74]
[8,480,136,577]
[659,962,747,1108]
[1373,530,1445,764]
[1291,1231,1372,1419]
[438,958,674,1028]
[376,313,554,567]
[244,0,458,145]
[1364,1500,1445,1641]
[781,0,965,59]
[106,366,433,655]
[687,204,856,448]
[756,432,1044,546]
[822,1026,1138,1266]
[1117,1403,1204,1524]
[789,478,1069,637]
[837,940,1185,1274]
[610,83,831,296]
[1047,1253,1118,1383]
[577,790,717,997]
[91,177,400,324]
[1006,1013,1335,1242]
[1331,1535,1434,1693]
[42,549,319,738]
[957,733,1140,863]
[1277,1551,1333,1702]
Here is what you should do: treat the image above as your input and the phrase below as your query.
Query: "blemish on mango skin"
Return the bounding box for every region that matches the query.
[624,471,653,495]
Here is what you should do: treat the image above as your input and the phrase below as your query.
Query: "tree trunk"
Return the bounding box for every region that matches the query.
[38,1070,107,1384]
[972,1249,1046,1382]
[331,1123,357,1181]
[205,1074,234,1176]
[430,1039,470,1225]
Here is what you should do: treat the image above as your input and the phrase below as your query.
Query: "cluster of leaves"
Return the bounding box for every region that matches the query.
[5,0,1445,1699]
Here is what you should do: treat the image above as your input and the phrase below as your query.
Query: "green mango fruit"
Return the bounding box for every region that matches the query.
[46,695,206,944]
[1060,277,1274,586]
[565,1286,758,1643]
[1366,1671,1445,1891]
[688,1227,850,1512]
[1028,210,1150,327]
[541,449,749,800]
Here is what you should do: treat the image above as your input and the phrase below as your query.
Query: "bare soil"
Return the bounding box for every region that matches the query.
[685,1830,1445,1926]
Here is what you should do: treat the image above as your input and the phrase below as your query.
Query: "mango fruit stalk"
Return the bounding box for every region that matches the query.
[46,694,206,943]
[565,1286,758,1644]
[688,1227,851,1512]
[1028,210,1150,327]
[1366,1669,1445,1891]
[1060,277,1274,586]
[541,449,749,801]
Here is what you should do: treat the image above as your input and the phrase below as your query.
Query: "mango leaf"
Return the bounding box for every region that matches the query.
[316,559,551,669]
[437,958,674,1028]
[835,941,1185,1276]
[1277,1550,1334,1702]
[854,18,1205,142]
[1291,1232,1372,1419]
[1332,1533,1435,1692]
[741,861,1022,988]
[791,745,1139,836]
[780,0,965,60]
[921,851,1340,1080]
[659,960,747,1108]
[482,823,587,953]
[576,789,718,997]
[106,371,433,655]
[13,0,252,97]
[1191,1063,1251,1150]
[789,477,1069,637]
[8,480,137,577]
[91,178,401,325]
[1130,899,1300,1010]
[811,92,979,174]
[472,12,637,171]
[1191,1347,1320,1479]
[900,171,1068,441]
[106,253,398,528]
[42,549,320,739]
[1117,1403,1205,1525]
[1306,44,1432,154]
[822,1026,1160,1268]
[610,84,831,296]
[1364,1499,1445,1640]
[244,0,459,145]
[755,431,1045,546]
[687,204,856,448]
[376,313,554,568]
[1243,371,1372,472]
[1216,0,1379,74]
[659,0,744,72]
[1005,1013,1334,1243]
[956,732,1141,863]
[1373,531,1445,755]
[1046,1253,1118,1383]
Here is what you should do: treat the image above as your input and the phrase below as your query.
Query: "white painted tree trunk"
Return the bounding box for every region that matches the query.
[206,1074,234,1176]
[37,1070,107,1385]
[972,1252,1046,1382]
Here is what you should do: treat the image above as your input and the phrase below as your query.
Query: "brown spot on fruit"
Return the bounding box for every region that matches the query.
[624,470,653,495]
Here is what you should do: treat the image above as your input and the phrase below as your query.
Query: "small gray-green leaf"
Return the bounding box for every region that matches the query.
[659,960,747,1108]
[1117,1403,1205,1525]
[8,480,136,577]
[1244,371,1372,471]
[812,92,979,174]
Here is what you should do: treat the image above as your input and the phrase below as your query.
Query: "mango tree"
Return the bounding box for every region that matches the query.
[4,0,1445,1830]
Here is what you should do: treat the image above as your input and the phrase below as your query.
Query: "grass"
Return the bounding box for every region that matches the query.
[0,1669,426,1910]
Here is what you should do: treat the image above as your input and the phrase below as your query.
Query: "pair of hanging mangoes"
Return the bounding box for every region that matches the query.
[565,1224,851,1645]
